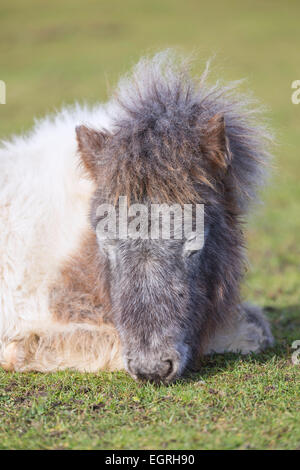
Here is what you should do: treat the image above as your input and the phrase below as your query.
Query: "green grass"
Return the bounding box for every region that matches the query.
[0,0,299,450]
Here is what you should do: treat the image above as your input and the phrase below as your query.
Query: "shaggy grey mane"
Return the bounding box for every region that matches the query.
[107,49,273,211]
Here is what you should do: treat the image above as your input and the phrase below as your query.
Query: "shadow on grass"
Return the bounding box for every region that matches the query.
[179,304,300,384]
[1,306,298,388]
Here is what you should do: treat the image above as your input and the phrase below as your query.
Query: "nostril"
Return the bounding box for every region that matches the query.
[126,357,178,383]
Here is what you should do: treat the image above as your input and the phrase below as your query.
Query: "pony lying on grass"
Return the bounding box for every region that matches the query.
[0,51,274,383]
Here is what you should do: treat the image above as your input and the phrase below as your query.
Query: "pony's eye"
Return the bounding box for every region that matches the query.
[183,234,203,257]
[185,249,199,258]
[183,225,210,257]
[183,241,200,258]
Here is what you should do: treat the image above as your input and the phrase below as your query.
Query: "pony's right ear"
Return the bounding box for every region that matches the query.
[76,125,108,179]
[200,113,232,177]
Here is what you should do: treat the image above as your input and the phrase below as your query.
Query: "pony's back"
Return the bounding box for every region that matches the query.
[0,104,108,344]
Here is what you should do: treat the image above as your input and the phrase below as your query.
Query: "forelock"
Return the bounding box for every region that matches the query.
[99,50,274,210]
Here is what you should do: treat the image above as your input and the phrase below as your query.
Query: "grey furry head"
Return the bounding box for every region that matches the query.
[76,50,273,383]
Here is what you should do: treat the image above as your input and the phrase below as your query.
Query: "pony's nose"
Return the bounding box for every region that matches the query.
[127,358,177,383]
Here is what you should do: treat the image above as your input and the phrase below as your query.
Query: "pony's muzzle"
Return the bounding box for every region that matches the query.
[126,356,179,384]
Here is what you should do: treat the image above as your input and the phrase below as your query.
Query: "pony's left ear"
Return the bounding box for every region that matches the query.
[76,125,108,179]
[201,113,232,175]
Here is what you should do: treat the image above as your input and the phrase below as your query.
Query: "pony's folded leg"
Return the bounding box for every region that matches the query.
[204,303,274,355]
[1,324,124,373]
[1,341,21,371]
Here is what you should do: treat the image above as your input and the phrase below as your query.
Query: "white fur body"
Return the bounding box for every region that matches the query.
[0,103,125,370]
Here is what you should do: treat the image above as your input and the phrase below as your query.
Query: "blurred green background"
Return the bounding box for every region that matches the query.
[0,0,299,450]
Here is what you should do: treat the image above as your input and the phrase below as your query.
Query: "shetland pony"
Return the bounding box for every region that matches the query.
[0,52,273,382]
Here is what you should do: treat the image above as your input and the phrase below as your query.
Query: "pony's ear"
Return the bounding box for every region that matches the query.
[76,125,108,179]
[201,113,231,175]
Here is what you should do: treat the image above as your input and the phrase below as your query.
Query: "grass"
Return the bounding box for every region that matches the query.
[0,0,299,450]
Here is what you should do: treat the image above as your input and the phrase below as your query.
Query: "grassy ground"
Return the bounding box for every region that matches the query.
[0,0,299,450]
